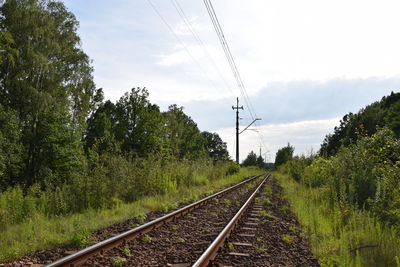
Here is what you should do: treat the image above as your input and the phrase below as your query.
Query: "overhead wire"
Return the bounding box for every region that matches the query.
[147,0,269,161]
[203,0,256,120]
[203,0,269,160]
[170,0,237,98]
[146,0,233,105]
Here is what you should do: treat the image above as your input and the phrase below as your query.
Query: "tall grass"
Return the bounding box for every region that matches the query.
[275,172,400,267]
[0,155,259,262]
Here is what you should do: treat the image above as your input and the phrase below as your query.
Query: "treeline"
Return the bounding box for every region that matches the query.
[277,91,400,224]
[320,91,400,156]
[85,89,229,162]
[0,0,231,193]
[275,92,400,266]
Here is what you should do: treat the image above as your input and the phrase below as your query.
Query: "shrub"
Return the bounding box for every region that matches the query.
[226,161,240,175]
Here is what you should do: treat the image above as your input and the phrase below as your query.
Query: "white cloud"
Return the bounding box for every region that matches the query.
[62,0,399,163]
[173,16,211,36]
[156,44,204,66]
[66,0,400,104]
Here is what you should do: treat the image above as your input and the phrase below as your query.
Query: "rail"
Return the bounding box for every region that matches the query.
[192,173,270,267]
[47,174,264,267]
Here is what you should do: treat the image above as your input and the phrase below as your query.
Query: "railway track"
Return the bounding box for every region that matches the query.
[193,174,268,267]
[47,174,267,267]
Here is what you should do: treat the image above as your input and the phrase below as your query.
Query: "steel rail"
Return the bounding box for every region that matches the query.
[192,173,270,267]
[47,174,264,267]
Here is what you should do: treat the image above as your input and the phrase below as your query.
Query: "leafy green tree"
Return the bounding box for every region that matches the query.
[242,151,258,166]
[0,0,96,186]
[275,143,294,167]
[201,131,229,161]
[256,155,265,168]
[320,92,400,156]
[85,100,118,154]
[0,105,22,190]
[386,101,400,137]
[163,104,206,159]
[114,88,165,156]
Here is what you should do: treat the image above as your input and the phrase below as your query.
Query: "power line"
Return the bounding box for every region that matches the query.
[203,0,268,160]
[146,0,233,104]
[170,0,237,98]
[203,0,256,120]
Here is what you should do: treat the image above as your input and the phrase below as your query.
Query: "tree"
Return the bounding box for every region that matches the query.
[274,143,294,167]
[0,105,22,190]
[201,131,229,161]
[163,104,206,159]
[386,101,400,137]
[0,0,96,186]
[85,100,118,154]
[242,151,258,166]
[114,88,165,156]
[256,155,265,169]
[320,92,400,156]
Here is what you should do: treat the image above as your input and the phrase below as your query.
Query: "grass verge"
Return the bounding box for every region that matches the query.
[0,167,261,262]
[274,172,400,267]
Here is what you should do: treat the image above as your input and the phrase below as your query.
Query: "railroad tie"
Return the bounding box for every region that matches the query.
[238,233,255,237]
[191,241,210,246]
[241,227,257,231]
[228,252,250,257]
[167,263,191,267]
[231,242,253,247]
[244,222,258,226]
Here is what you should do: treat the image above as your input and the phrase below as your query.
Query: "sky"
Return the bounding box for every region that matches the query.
[63,0,400,162]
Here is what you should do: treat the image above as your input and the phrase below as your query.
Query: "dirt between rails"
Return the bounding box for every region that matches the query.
[213,177,319,267]
[1,177,261,267]
[81,180,259,266]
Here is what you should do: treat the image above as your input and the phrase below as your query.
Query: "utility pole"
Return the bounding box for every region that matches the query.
[232,97,243,164]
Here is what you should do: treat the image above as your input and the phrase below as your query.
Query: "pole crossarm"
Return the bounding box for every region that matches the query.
[239,118,261,134]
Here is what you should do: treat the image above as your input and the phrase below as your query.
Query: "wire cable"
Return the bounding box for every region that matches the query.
[146,0,233,104]
[203,0,269,159]
[170,0,237,98]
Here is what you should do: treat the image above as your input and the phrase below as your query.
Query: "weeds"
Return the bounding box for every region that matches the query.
[142,234,152,243]
[112,256,124,267]
[122,246,131,256]
[171,225,179,231]
[257,244,268,252]
[258,210,269,217]
[0,166,261,262]
[275,172,400,267]
[227,242,235,252]
[281,234,293,244]
[176,237,185,243]
[135,214,146,224]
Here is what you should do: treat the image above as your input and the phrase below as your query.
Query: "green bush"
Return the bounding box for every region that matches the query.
[0,156,247,231]
[280,128,400,225]
[226,161,240,175]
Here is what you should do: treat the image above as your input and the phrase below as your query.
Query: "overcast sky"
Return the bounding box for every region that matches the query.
[63,0,400,162]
